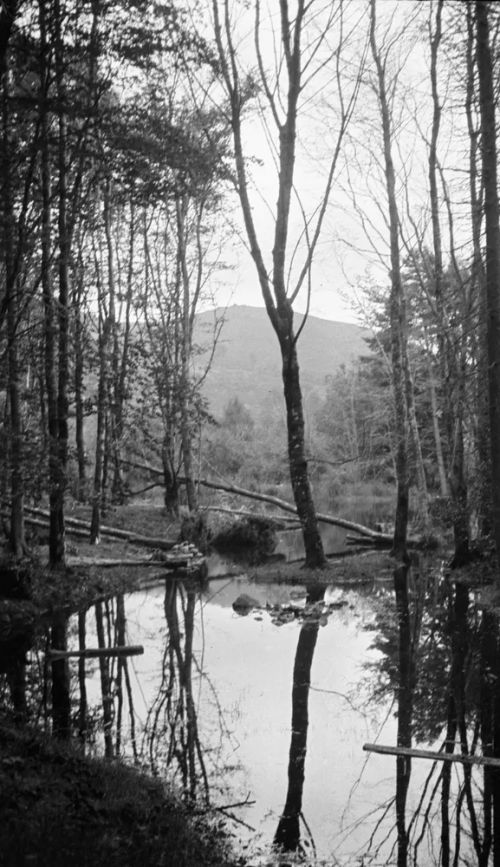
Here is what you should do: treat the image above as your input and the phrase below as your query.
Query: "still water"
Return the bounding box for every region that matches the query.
[65,560,498,866]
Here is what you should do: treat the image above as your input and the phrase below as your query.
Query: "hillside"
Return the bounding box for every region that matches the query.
[194,305,370,420]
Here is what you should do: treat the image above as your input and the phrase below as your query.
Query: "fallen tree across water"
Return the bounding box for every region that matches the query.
[121,459,396,545]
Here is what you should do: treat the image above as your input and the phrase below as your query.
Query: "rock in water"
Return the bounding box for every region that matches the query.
[232,593,261,615]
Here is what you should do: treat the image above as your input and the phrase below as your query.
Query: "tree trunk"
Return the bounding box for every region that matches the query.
[406,361,429,529]
[2,48,25,556]
[0,1,18,72]
[73,245,88,501]
[111,201,135,504]
[39,0,65,568]
[279,320,327,567]
[212,0,328,569]
[90,256,109,544]
[476,0,500,572]
[427,363,449,498]
[427,0,470,559]
[162,435,179,517]
[54,0,69,564]
[466,3,490,536]
[176,194,198,512]
[370,0,410,562]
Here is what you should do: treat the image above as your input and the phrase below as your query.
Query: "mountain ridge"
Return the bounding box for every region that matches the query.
[194,305,369,420]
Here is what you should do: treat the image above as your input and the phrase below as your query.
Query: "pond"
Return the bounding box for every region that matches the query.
[52,556,499,866]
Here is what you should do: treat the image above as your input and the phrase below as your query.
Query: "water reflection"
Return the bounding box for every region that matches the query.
[366,564,500,866]
[144,580,209,803]
[274,586,325,857]
[4,565,500,863]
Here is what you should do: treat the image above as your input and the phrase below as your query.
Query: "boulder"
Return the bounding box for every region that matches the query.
[232,593,261,615]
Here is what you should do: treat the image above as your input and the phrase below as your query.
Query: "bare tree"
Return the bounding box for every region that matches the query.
[369,0,412,561]
[211,0,364,567]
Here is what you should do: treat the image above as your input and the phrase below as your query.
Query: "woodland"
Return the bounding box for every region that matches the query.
[0,2,500,580]
[2,0,500,576]
[0,0,497,575]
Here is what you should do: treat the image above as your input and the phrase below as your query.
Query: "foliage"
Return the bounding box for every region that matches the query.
[315,355,394,483]
[0,717,245,867]
[211,515,278,564]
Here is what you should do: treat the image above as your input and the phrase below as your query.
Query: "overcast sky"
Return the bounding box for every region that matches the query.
[200,0,458,327]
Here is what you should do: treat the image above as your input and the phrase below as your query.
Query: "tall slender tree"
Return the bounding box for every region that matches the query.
[211,0,364,568]
[369,0,411,561]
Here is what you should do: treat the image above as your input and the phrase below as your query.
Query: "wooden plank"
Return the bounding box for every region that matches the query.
[48,645,144,660]
[363,743,500,768]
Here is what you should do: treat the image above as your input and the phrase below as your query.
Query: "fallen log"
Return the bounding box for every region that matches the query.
[48,645,144,660]
[67,555,204,569]
[12,511,175,551]
[363,743,500,768]
[23,506,176,549]
[345,534,392,547]
[204,505,301,529]
[120,459,394,543]
[67,558,174,568]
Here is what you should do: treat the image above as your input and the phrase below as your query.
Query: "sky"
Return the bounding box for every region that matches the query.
[199,0,394,326]
[215,232,366,325]
[200,0,449,328]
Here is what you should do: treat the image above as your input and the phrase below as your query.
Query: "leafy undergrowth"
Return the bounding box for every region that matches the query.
[0,718,245,867]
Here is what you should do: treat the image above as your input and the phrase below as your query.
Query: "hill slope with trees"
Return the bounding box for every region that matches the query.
[195,306,369,419]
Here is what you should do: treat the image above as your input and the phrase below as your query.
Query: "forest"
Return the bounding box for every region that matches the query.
[1,0,500,577]
[0,0,500,566]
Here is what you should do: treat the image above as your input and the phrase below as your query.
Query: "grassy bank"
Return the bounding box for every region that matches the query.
[0,717,244,867]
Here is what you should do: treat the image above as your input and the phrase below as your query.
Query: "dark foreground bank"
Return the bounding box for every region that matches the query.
[0,717,245,867]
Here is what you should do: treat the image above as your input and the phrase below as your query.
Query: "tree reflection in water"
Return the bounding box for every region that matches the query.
[1,582,227,810]
[73,596,138,758]
[366,561,500,866]
[393,563,415,867]
[144,579,210,805]
[6,566,500,863]
[76,582,211,805]
[274,585,325,859]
